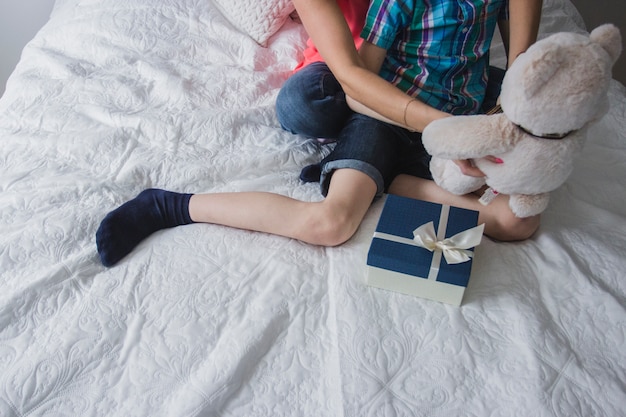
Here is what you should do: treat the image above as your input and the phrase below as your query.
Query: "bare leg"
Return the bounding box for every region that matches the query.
[96,169,377,267]
[388,175,540,241]
[189,168,378,246]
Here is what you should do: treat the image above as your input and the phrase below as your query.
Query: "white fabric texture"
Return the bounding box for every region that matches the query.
[0,0,625,416]
[212,0,295,45]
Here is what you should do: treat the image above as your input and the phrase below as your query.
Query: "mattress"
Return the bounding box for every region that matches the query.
[0,0,625,415]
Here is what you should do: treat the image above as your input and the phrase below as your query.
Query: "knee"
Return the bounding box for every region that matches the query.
[276,87,319,136]
[275,83,301,134]
[275,73,349,138]
[276,70,321,134]
[301,207,360,247]
[488,212,540,242]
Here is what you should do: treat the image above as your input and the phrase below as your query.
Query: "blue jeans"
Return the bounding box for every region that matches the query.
[321,114,432,197]
[276,62,505,196]
[276,62,431,197]
[276,62,352,139]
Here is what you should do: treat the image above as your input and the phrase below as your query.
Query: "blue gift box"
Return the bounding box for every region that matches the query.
[366,195,483,306]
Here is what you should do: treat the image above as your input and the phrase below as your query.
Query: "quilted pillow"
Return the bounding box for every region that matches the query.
[213,0,296,46]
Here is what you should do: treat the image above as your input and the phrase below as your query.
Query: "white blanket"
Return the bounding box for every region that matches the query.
[1,0,625,415]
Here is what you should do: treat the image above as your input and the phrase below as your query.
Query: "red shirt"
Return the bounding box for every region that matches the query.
[294,0,370,71]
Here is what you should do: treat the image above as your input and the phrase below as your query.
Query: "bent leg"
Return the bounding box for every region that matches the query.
[388,175,540,241]
[189,168,377,246]
[276,62,352,139]
[97,170,376,267]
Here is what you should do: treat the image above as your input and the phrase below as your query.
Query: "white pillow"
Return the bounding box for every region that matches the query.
[213,0,296,46]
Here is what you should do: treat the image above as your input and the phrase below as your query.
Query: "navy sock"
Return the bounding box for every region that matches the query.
[96,189,194,267]
[300,163,322,183]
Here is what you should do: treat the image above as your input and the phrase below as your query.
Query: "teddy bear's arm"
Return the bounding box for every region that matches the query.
[422,113,519,159]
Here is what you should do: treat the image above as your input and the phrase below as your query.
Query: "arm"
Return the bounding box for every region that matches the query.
[292,0,448,132]
[346,40,449,132]
[501,0,542,68]
[344,40,399,127]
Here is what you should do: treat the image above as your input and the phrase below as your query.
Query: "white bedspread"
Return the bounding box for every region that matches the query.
[1,0,625,416]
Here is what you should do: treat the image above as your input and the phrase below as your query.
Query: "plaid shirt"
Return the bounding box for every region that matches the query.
[362,0,508,115]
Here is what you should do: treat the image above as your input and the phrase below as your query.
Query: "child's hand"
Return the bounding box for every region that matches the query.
[454,159,484,177]
[454,156,503,177]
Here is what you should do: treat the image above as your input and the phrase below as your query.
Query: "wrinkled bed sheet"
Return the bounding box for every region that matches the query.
[0,0,625,416]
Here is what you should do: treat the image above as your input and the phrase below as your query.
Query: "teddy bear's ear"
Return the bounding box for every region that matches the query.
[590,24,623,64]
[520,43,566,98]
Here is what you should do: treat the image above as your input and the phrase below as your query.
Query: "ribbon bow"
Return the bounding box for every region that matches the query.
[412,222,485,264]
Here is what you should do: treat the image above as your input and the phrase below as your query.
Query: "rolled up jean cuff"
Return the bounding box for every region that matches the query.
[319,159,385,198]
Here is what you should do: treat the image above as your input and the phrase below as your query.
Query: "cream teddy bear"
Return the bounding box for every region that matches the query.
[422,24,622,218]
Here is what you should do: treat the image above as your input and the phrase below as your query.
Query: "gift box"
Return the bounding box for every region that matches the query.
[366,195,484,306]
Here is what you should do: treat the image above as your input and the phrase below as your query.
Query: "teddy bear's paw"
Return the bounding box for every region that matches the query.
[509,193,550,218]
[429,158,485,195]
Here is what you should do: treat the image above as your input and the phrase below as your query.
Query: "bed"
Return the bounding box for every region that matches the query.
[1,0,625,415]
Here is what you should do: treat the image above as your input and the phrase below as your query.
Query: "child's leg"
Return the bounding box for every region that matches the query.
[388,175,540,241]
[95,169,377,267]
[276,62,352,139]
[189,168,377,246]
[96,115,402,267]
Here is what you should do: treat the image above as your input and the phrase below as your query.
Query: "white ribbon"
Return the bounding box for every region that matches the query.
[373,204,485,281]
[412,221,484,264]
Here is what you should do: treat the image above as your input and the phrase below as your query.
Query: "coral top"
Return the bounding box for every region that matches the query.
[294,0,370,71]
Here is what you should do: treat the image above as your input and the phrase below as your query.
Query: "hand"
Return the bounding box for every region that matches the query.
[454,159,484,177]
[453,156,503,177]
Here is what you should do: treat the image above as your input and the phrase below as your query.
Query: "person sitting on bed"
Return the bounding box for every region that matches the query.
[95,0,542,267]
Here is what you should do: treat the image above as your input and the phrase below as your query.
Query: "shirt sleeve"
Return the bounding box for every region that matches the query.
[361,0,413,50]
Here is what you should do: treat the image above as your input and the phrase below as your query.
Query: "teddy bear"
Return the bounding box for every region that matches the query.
[421,24,622,218]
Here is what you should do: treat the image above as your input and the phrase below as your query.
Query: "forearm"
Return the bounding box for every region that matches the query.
[346,95,399,126]
[340,42,449,132]
[346,90,448,132]
[505,0,542,67]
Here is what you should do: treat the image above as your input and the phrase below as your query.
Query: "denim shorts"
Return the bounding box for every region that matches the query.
[276,62,505,197]
[317,66,506,197]
[319,114,432,197]
[276,62,352,139]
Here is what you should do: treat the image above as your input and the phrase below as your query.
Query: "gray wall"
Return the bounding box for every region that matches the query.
[569,0,626,85]
[0,1,56,97]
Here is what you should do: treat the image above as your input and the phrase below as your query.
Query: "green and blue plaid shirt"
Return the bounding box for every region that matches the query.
[362,0,508,115]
